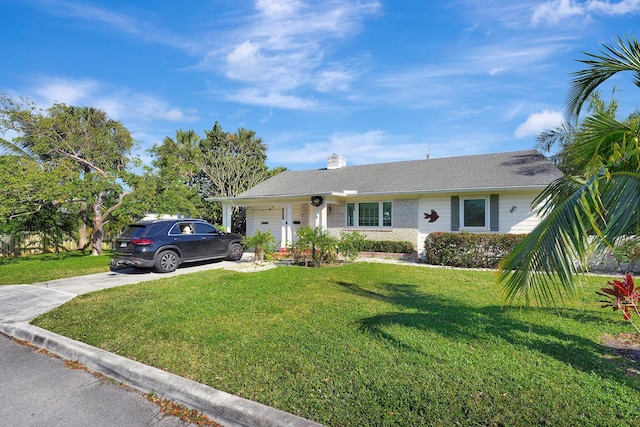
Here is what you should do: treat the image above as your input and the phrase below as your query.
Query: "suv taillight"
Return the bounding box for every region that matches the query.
[131,239,153,246]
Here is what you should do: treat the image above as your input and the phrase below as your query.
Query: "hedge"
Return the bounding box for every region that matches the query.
[424,232,526,269]
[358,240,415,254]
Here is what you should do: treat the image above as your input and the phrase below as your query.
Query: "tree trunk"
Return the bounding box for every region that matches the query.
[91,195,103,256]
[78,202,89,251]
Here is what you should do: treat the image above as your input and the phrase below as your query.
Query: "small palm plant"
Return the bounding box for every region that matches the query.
[243,230,276,264]
[293,226,338,267]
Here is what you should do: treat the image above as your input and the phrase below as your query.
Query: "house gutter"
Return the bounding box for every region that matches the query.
[206,192,339,205]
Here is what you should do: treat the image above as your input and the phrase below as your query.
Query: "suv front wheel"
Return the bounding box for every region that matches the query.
[227,243,244,261]
[155,250,180,273]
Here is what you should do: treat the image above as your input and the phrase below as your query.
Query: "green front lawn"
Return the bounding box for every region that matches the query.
[33,264,639,426]
[0,251,112,284]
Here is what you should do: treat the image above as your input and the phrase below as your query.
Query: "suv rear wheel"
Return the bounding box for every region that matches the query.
[155,250,179,273]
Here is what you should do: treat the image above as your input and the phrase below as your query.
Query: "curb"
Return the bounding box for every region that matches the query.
[0,322,323,427]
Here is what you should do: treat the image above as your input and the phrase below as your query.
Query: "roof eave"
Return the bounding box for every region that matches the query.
[207,191,341,205]
[211,184,551,204]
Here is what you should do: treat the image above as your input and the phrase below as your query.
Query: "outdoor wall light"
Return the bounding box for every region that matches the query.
[510,205,517,213]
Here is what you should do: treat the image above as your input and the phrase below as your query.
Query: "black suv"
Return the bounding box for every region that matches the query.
[111,219,244,273]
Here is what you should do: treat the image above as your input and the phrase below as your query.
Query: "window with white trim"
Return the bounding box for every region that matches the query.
[346,202,392,227]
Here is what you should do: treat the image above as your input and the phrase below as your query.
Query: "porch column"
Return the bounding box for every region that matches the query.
[222,204,232,232]
[314,202,328,230]
[286,204,293,245]
[320,203,328,230]
[280,204,293,248]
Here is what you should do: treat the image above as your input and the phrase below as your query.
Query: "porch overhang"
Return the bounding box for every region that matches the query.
[206,191,346,207]
[206,184,548,206]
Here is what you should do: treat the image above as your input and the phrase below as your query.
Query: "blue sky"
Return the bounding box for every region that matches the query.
[2,0,639,170]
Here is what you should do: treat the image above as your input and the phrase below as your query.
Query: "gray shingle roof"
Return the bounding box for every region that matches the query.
[233,150,563,200]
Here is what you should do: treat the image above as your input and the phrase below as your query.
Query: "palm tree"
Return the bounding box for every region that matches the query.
[537,92,620,175]
[498,35,640,305]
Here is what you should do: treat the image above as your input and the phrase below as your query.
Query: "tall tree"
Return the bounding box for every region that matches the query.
[498,35,640,305]
[0,155,73,223]
[199,125,269,197]
[199,124,270,232]
[146,129,203,217]
[537,92,620,175]
[149,123,281,232]
[0,96,135,255]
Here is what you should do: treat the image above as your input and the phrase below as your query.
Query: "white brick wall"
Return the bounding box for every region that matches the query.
[326,198,420,249]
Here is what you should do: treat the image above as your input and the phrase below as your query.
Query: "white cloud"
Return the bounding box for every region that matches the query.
[268,129,435,166]
[263,123,522,168]
[226,88,317,110]
[588,0,640,14]
[532,0,640,25]
[25,77,197,124]
[31,77,100,106]
[43,0,139,33]
[226,40,263,72]
[204,0,381,108]
[316,70,354,92]
[119,94,198,122]
[514,110,564,138]
[40,0,198,52]
[38,1,381,111]
[255,0,303,17]
[531,0,584,25]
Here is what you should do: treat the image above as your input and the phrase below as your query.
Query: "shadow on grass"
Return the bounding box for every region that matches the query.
[110,258,226,275]
[336,280,637,388]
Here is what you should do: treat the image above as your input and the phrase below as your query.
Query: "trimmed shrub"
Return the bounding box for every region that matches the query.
[424,232,526,269]
[338,231,367,261]
[359,240,415,254]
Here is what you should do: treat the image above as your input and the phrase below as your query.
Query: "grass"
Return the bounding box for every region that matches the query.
[0,251,112,284]
[32,263,639,426]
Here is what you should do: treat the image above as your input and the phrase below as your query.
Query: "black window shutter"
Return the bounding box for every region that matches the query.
[490,194,499,231]
[451,196,459,231]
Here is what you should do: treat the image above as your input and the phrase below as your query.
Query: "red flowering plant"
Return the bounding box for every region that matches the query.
[596,273,640,335]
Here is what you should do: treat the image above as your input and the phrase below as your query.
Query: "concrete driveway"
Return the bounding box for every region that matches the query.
[0,256,321,427]
[0,256,271,323]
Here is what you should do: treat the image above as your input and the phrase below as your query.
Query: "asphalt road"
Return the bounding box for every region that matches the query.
[0,333,189,427]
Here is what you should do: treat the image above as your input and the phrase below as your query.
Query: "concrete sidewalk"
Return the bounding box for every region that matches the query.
[0,256,322,427]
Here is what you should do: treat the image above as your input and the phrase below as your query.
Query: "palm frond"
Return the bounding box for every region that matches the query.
[598,170,640,241]
[567,35,640,119]
[0,136,33,157]
[499,173,604,305]
[569,112,635,174]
